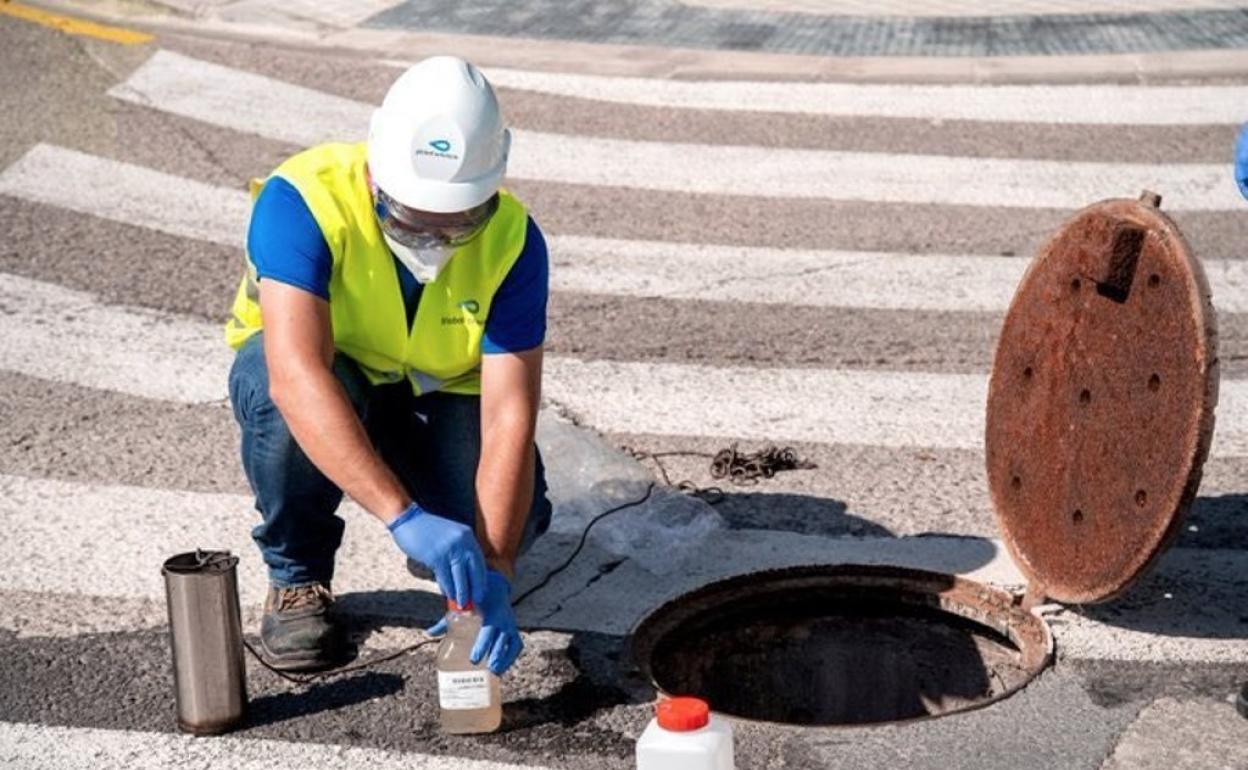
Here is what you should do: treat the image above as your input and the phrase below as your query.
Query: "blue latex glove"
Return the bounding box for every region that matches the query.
[1236,123,1248,201]
[388,503,486,609]
[430,570,523,676]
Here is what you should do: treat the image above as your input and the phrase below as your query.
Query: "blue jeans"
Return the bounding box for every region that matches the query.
[228,334,552,587]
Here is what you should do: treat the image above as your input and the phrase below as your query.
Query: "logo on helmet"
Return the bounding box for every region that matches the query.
[414,137,460,163]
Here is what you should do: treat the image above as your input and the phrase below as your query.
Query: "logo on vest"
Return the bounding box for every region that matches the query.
[443,298,481,326]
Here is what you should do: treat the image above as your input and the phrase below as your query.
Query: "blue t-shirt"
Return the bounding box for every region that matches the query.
[1236,123,1248,201]
[246,177,548,354]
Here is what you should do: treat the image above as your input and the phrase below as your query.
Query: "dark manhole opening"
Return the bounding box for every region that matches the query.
[631,565,1052,727]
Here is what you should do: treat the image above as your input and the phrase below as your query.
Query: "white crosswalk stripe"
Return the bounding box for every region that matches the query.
[475,65,1248,125]
[109,50,1242,210]
[0,143,247,248]
[4,269,1244,453]
[0,272,231,403]
[5,144,1248,314]
[0,721,547,769]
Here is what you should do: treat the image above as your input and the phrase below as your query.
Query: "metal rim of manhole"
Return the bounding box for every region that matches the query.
[629,565,1053,728]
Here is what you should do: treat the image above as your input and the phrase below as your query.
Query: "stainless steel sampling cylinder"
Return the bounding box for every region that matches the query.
[162,550,247,734]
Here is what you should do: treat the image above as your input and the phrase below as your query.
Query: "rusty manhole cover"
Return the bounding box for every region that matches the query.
[630,566,1052,727]
[986,192,1218,605]
[629,192,1218,729]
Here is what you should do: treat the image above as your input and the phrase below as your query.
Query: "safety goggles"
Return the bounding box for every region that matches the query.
[372,187,499,249]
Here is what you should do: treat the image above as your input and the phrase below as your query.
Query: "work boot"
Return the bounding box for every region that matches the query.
[260,582,349,672]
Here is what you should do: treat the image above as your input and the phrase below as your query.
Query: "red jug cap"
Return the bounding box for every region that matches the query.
[656,697,709,731]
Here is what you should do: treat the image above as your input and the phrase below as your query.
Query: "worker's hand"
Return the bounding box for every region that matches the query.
[471,570,523,676]
[388,503,486,609]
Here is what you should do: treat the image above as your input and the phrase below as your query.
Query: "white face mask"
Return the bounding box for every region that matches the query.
[383,233,455,284]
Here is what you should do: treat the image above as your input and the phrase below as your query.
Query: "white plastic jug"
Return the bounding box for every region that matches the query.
[636,696,734,770]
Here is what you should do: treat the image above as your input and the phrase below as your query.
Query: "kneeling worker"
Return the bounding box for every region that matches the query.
[225,56,550,678]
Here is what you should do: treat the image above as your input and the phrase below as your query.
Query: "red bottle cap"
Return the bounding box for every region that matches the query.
[446,599,474,612]
[656,696,709,731]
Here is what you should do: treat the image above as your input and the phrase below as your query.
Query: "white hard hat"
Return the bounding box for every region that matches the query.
[367,56,510,214]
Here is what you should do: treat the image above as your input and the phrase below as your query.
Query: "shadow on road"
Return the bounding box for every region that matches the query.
[245,671,404,729]
[1065,492,1248,640]
[336,588,645,747]
[1181,493,1248,550]
[709,490,893,537]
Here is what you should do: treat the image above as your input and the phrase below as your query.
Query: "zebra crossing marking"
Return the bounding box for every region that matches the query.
[5,145,1248,315]
[109,50,1244,210]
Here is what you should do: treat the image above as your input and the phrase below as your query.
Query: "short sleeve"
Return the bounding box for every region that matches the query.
[1236,124,1248,201]
[482,216,549,355]
[246,177,332,300]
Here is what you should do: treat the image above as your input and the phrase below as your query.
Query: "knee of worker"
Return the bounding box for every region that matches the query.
[228,334,273,426]
[519,452,554,555]
[228,333,371,425]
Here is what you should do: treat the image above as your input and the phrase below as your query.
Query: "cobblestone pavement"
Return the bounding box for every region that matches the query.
[366,0,1248,56]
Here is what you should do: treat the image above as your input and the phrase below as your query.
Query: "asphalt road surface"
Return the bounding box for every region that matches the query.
[1,4,1247,768]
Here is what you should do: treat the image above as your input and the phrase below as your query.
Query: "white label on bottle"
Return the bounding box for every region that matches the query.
[438,670,491,710]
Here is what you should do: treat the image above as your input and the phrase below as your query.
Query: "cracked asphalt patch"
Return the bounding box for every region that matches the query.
[0,623,648,769]
[2,618,1215,769]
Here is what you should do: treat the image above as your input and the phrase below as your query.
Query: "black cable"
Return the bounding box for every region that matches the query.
[511,483,656,608]
[244,443,812,685]
[245,483,659,685]
[242,636,439,685]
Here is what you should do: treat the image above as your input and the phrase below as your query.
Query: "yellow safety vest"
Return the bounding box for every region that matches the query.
[224,142,529,396]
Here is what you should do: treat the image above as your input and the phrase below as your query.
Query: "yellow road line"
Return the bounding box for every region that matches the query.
[0,1,154,45]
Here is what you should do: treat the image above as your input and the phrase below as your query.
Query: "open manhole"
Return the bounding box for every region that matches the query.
[631,565,1051,726]
[631,192,1218,728]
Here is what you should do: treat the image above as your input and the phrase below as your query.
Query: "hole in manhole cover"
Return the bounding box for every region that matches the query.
[631,565,1051,727]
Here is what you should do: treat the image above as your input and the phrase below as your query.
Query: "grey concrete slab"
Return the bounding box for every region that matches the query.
[1102,697,1247,769]
[771,669,1141,770]
[366,0,1248,58]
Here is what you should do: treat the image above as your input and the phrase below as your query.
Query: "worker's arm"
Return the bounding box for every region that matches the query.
[475,345,543,579]
[259,280,486,607]
[259,280,410,523]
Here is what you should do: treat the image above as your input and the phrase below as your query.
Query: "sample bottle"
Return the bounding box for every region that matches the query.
[636,696,734,770]
[436,600,502,734]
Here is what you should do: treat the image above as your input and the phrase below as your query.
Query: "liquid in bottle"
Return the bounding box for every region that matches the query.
[436,600,501,733]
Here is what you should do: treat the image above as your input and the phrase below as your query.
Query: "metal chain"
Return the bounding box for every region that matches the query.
[629,443,816,488]
[710,443,817,485]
